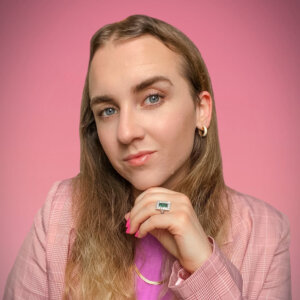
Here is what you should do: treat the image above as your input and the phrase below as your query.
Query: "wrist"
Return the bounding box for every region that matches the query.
[183,236,213,273]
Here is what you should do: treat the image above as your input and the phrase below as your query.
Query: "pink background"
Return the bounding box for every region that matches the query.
[1,0,299,297]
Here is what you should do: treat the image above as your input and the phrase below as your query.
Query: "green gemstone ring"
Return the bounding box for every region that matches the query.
[155,201,171,214]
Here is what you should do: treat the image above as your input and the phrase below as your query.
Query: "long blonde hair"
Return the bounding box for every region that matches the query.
[64,14,229,299]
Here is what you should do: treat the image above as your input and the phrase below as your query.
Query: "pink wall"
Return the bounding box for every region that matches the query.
[1,0,299,297]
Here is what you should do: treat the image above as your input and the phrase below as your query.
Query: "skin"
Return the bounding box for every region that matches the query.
[89,35,213,274]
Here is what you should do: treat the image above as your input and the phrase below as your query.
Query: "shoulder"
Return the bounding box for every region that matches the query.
[38,177,76,236]
[227,187,290,243]
[44,178,74,213]
[47,177,74,203]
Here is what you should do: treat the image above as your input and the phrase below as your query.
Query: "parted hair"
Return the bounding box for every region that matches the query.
[63,14,229,300]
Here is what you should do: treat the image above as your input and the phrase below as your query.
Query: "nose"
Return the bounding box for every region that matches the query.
[117,108,145,144]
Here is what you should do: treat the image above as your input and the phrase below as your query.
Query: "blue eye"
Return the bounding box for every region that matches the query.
[101,107,117,116]
[145,94,162,105]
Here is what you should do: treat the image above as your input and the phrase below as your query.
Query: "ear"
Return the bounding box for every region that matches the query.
[195,91,213,130]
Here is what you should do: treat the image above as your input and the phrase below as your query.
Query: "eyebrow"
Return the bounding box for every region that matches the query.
[90,75,173,108]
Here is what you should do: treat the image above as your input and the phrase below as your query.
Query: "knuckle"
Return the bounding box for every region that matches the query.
[146,201,155,211]
[181,194,191,203]
[178,202,191,215]
[177,212,189,226]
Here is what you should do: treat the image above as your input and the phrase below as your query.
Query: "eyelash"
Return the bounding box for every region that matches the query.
[97,93,165,118]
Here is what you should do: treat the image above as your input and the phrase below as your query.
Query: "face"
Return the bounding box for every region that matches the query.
[89,35,201,195]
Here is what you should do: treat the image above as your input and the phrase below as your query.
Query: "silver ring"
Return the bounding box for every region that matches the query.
[155,201,171,214]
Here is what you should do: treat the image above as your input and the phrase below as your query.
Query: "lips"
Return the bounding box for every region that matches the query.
[124,150,155,161]
[124,150,156,166]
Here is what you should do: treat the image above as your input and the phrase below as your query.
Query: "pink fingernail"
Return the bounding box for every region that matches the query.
[126,223,130,234]
[135,230,139,238]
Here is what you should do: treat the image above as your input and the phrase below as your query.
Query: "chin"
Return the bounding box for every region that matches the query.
[128,173,176,192]
[131,181,159,192]
[128,176,165,191]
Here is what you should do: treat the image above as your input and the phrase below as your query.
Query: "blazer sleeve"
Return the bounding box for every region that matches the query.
[168,215,291,300]
[257,213,291,299]
[168,237,244,300]
[3,181,61,300]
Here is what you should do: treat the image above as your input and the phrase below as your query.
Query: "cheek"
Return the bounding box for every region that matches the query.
[156,108,196,143]
[97,130,124,175]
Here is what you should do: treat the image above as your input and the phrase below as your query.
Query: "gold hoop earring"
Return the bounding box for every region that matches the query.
[198,125,208,137]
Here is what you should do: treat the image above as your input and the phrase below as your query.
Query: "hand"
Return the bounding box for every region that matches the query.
[125,187,213,274]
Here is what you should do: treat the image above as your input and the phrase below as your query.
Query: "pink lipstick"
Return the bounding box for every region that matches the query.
[124,151,155,166]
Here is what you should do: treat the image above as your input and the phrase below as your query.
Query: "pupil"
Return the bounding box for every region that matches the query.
[150,95,158,103]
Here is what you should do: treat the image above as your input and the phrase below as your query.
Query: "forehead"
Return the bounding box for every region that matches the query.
[88,35,184,92]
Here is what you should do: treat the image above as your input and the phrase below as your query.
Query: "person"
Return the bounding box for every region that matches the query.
[4,14,291,300]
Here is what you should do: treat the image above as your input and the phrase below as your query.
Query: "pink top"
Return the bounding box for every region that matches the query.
[4,178,291,299]
[135,233,178,299]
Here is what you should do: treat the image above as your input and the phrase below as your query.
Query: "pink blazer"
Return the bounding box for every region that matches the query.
[4,179,291,299]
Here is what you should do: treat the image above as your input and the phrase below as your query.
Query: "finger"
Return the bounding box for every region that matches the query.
[128,193,180,234]
[130,191,191,225]
[137,212,207,264]
[129,191,194,234]
[132,191,175,215]
[137,204,201,240]
[134,187,177,206]
[137,213,174,238]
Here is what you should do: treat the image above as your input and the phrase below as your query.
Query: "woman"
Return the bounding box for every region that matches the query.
[4,14,291,299]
